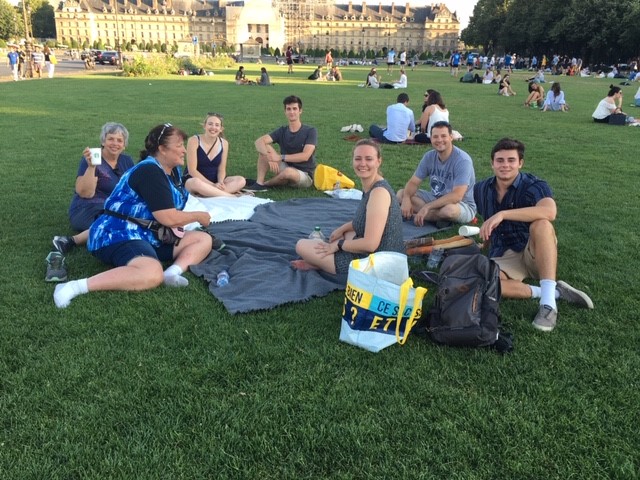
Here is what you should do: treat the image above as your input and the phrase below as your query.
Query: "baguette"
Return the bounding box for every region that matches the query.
[403,236,435,249]
[406,237,474,256]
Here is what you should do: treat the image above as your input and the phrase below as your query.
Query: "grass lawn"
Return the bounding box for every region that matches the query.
[1,63,639,479]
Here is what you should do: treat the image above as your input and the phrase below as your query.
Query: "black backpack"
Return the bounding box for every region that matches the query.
[425,254,509,350]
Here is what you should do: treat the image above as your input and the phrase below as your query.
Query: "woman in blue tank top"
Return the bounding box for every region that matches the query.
[183,113,247,198]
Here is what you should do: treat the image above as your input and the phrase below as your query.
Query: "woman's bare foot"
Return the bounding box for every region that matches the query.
[290,259,318,271]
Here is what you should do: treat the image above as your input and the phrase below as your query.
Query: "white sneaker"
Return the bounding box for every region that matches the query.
[340,125,352,132]
[355,124,364,132]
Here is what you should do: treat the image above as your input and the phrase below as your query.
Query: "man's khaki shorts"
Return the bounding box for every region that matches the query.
[280,161,313,188]
[492,243,538,282]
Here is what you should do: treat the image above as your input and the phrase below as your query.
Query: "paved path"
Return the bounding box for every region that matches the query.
[0,58,120,82]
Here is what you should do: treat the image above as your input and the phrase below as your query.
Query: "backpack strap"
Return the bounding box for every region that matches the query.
[102,209,157,230]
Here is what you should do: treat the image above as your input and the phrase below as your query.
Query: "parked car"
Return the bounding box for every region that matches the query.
[91,50,104,63]
[100,51,119,65]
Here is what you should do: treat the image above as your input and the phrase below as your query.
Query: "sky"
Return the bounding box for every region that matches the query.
[442,0,478,29]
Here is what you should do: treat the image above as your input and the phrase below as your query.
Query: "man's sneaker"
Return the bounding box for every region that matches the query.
[45,251,68,283]
[532,304,557,332]
[557,280,594,309]
[244,182,268,192]
[52,235,75,254]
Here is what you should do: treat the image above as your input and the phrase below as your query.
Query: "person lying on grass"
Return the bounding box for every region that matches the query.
[54,123,213,308]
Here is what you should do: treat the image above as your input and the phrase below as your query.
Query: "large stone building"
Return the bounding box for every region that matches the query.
[54,0,460,55]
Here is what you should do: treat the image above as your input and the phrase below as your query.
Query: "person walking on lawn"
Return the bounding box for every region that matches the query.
[474,138,594,332]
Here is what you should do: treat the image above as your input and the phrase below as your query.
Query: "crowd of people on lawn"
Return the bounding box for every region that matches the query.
[50,91,597,333]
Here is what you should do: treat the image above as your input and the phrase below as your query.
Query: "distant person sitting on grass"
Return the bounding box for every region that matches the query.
[369,93,415,144]
[365,67,393,88]
[498,73,516,96]
[414,90,449,144]
[592,85,626,123]
[482,68,495,84]
[245,95,317,192]
[256,67,272,86]
[542,82,568,111]
[460,66,482,83]
[291,139,403,274]
[52,123,135,257]
[474,137,594,332]
[53,123,214,308]
[308,65,324,81]
[326,65,342,81]
[524,82,545,108]
[235,66,252,85]
[525,69,545,83]
[392,67,408,88]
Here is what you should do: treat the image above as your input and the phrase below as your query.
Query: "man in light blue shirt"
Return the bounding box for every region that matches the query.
[368,93,415,144]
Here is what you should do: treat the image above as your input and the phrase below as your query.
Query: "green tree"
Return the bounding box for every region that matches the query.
[0,0,20,40]
[461,0,511,54]
[463,0,639,63]
[30,0,54,38]
[560,0,637,63]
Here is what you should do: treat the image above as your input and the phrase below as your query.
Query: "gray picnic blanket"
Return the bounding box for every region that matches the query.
[190,197,444,314]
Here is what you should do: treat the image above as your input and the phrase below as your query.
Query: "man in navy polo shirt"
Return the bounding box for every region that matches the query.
[474,138,594,332]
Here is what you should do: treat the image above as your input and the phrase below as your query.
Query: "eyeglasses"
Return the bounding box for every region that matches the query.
[157,123,172,143]
[206,112,224,120]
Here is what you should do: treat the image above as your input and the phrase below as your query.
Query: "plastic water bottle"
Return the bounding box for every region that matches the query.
[216,270,229,287]
[426,247,445,269]
[308,226,327,242]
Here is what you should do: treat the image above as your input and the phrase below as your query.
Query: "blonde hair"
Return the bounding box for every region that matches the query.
[203,112,225,138]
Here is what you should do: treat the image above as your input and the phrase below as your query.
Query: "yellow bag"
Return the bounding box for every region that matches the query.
[313,164,356,191]
[50,54,58,65]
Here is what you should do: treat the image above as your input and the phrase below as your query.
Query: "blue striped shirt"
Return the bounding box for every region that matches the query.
[474,172,553,258]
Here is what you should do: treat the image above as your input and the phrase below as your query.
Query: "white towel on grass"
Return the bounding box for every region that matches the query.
[183,194,272,229]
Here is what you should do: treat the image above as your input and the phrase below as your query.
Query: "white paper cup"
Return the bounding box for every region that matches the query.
[459,225,480,237]
[89,148,102,166]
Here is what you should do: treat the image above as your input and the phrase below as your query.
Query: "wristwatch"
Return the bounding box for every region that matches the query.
[337,239,345,251]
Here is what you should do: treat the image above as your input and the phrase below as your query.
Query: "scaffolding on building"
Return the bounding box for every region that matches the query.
[275,0,329,51]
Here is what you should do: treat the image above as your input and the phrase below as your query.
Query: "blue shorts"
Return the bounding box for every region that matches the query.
[69,204,104,231]
[92,240,174,267]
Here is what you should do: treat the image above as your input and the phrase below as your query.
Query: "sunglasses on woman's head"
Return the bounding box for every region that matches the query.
[158,123,172,143]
